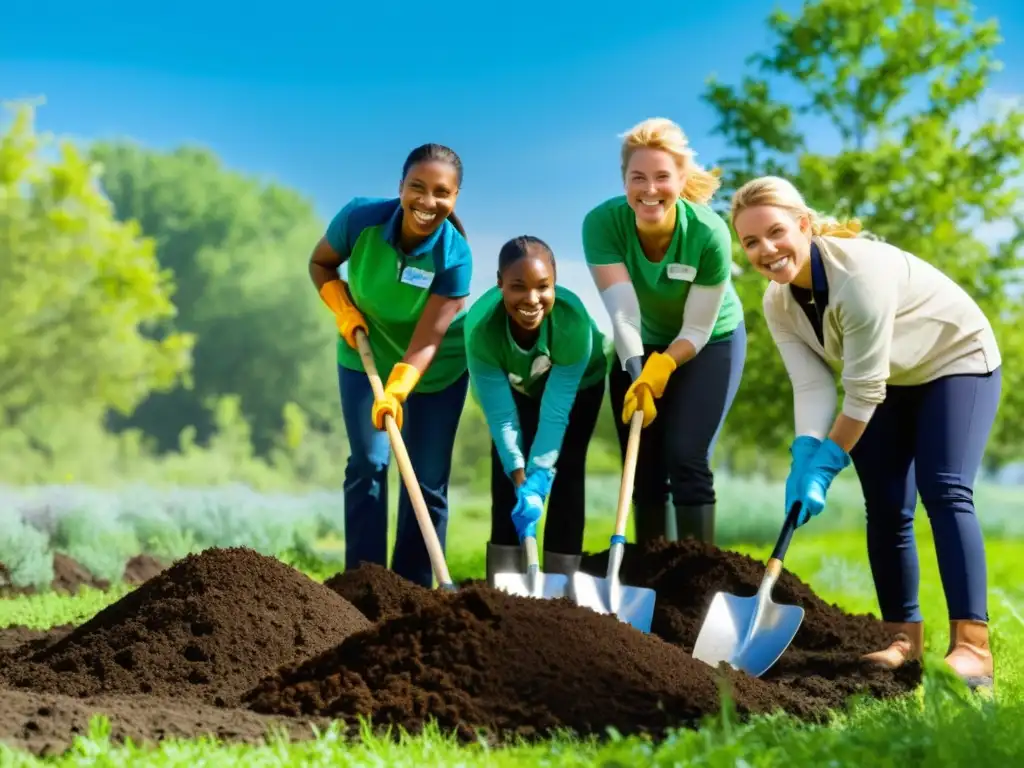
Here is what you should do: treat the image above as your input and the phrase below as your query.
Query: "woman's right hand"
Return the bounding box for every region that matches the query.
[335,304,369,349]
[319,279,368,348]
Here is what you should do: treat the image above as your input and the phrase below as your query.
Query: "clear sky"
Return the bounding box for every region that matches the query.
[2,0,1022,331]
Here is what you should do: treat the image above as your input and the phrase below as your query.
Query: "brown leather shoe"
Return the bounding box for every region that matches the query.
[945,619,993,691]
[862,621,924,668]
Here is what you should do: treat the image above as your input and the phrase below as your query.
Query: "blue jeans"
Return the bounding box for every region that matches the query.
[849,368,1001,623]
[338,365,469,588]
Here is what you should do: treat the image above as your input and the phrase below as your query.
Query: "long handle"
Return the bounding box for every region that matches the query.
[764,501,802,581]
[355,330,454,590]
[612,411,645,539]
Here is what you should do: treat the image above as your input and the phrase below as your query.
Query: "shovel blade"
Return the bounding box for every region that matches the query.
[493,569,569,601]
[570,572,656,633]
[692,591,804,677]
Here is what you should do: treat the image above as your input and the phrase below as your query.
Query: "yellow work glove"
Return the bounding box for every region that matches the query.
[371,363,421,430]
[622,352,677,428]
[319,279,367,349]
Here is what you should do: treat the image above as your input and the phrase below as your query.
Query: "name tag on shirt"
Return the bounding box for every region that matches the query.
[666,263,697,282]
[399,265,434,289]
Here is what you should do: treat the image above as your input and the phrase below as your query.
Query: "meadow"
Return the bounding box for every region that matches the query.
[2,474,1024,766]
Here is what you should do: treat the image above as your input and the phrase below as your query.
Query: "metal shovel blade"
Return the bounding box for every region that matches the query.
[692,502,805,677]
[571,542,656,633]
[492,536,569,600]
[691,588,804,677]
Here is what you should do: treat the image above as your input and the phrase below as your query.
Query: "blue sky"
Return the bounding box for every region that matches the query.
[3,0,1022,331]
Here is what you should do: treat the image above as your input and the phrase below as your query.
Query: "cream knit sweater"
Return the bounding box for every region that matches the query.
[762,234,1001,438]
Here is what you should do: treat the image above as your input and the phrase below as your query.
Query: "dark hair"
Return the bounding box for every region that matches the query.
[402,143,467,238]
[497,235,557,277]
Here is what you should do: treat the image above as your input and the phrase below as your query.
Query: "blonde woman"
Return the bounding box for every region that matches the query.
[731,175,1002,691]
[582,117,746,545]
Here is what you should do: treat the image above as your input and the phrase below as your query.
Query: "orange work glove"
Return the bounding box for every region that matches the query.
[622,352,677,428]
[319,279,367,349]
[371,363,421,430]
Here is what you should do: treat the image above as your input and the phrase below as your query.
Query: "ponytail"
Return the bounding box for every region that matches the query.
[446,210,467,239]
[810,213,863,239]
[680,165,723,206]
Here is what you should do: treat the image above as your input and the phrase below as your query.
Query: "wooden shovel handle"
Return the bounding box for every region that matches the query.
[613,411,645,538]
[355,330,453,588]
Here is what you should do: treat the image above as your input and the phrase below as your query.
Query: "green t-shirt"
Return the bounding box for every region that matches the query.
[465,284,608,397]
[581,195,743,346]
[464,284,610,477]
[324,196,472,393]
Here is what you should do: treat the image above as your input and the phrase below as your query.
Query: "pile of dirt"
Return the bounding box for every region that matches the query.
[324,562,446,622]
[2,547,371,707]
[0,553,167,597]
[247,584,793,741]
[0,539,925,755]
[577,538,922,707]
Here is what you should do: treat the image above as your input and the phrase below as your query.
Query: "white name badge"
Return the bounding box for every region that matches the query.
[666,263,697,282]
[399,266,434,289]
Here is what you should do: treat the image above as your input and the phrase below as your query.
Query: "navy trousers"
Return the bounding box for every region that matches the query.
[608,322,747,507]
[338,365,469,588]
[849,368,1002,623]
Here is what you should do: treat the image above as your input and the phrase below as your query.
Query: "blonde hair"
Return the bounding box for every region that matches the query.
[730,175,864,238]
[620,117,722,205]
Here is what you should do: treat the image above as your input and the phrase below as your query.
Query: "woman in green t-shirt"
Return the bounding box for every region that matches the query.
[582,117,747,546]
[465,236,609,584]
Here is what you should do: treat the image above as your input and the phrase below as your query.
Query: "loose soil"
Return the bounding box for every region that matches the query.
[0,540,924,756]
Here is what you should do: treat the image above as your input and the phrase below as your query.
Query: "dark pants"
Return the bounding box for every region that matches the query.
[850,368,1001,624]
[608,323,746,520]
[338,365,469,588]
[490,379,606,555]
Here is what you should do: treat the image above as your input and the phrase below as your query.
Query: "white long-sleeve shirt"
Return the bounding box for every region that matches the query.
[763,234,1002,438]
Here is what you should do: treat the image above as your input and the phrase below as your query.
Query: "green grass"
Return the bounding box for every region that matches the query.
[2,511,1023,764]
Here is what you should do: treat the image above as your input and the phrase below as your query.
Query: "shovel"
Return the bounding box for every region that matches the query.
[493,534,569,600]
[355,330,456,591]
[571,411,656,632]
[691,501,805,676]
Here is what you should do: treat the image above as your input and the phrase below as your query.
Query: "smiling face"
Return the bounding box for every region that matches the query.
[398,159,460,241]
[498,251,556,333]
[624,147,686,226]
[733,204,813,285]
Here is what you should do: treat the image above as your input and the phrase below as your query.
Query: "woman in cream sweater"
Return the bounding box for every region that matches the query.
[731,175,1002,691]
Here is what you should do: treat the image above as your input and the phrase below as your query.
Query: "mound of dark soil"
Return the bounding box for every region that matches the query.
[0,625,74,655]
[3,547,371,707]
[578,538,922,706]
[324,562,447,622]
[246,584,790,741]
[0,686,328,757]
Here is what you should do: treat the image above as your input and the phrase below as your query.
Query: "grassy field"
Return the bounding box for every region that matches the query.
[2,479,1023,765]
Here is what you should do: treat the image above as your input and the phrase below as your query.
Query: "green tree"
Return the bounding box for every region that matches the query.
[703,0,1024,467]
[0,102,192,456]
[87,141,344,455]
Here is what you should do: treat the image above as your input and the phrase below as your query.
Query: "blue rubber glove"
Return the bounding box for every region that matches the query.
[785,435,822,517]
[510,467,554,542]
[796,437,851,525]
